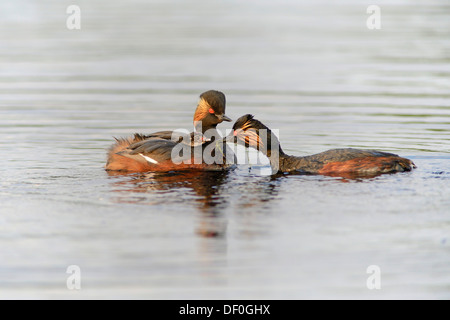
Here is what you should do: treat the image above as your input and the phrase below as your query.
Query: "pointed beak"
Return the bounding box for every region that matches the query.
[219,114,232,122]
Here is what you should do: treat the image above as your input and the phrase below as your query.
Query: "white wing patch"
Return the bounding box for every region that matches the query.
[139,153,159,164]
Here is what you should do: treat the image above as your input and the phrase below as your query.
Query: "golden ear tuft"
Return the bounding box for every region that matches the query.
[242,121,252,131]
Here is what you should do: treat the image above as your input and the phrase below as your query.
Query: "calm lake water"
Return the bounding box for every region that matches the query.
[1,0,449,299]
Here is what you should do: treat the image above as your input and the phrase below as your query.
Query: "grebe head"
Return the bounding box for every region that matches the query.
[229,114,281,156]
[228,114,283,174]
[194,90,232,133]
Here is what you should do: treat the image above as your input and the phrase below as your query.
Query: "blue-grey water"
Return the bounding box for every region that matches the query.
[0,0,449,299]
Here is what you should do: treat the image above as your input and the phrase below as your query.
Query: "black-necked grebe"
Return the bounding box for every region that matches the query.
[229,114,416,177]
[105,90,233,172]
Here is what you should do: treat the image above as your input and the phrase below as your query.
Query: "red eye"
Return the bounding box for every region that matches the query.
[208,108,214,114]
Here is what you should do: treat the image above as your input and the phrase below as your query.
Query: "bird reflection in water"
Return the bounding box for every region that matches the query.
[107,169,232,238]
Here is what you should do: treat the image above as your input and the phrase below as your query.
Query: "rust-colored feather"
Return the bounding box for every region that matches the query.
[105,135,149,171]
[318,156,415,176]
[193,98,211,122]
